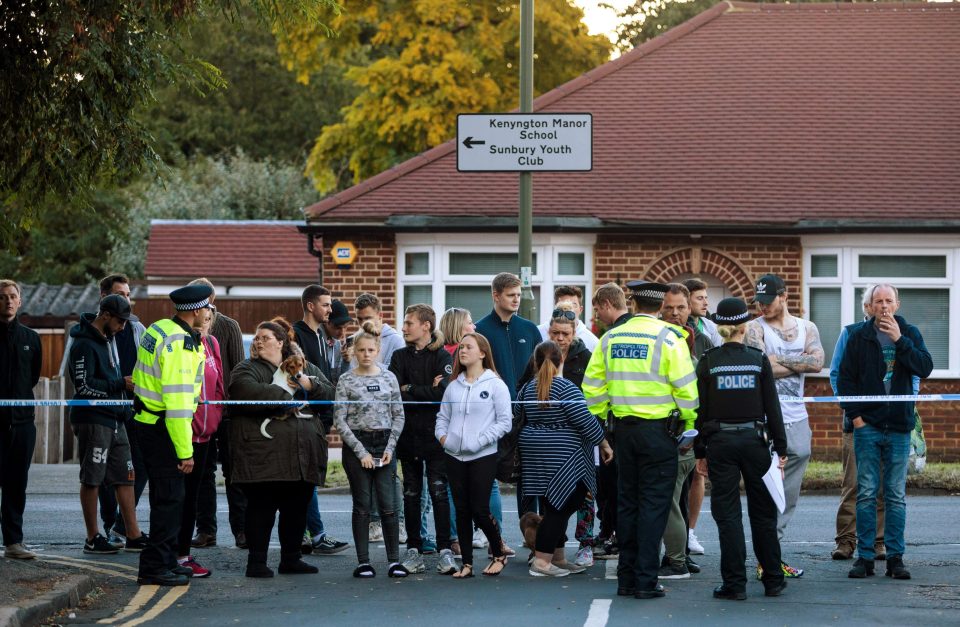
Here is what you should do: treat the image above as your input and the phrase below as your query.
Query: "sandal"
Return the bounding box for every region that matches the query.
[353,563,376,578]
[483,555,508,577]
[452,564,474,579]
[387,562,409,578]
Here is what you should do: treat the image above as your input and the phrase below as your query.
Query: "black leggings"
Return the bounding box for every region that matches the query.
[177,441,210,556]
[536,482,588,554]
[240,481,314,561]
[445,453,503,566]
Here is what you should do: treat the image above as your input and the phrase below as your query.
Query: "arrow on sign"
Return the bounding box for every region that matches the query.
[462,136,486,149]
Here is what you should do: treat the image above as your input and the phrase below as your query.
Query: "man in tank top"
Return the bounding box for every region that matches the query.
[744,274,824,580]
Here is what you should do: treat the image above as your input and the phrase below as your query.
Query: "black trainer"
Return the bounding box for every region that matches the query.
[278,559,319,575]
[685,556,701,574]
[885,556,911,580]
[171,564,194,578]
[124,533,149,552]
[657,562,691,579]
[84,533,120,555]
[848,557,875,578]
[713,585,747,600]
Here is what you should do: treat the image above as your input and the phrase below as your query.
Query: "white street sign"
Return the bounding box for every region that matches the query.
[457,113,592,172]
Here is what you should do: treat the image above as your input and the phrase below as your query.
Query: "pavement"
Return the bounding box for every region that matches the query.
[5,464,960,626]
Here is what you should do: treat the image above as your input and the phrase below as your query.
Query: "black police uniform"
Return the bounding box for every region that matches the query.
[694,341,788,596]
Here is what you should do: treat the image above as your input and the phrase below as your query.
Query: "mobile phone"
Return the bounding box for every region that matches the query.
[372,457,383,468]
[345,336,354,348]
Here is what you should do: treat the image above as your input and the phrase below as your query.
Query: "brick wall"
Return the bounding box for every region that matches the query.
[593,235,803,305]
[808,378,960,462]
[319,233,399,326]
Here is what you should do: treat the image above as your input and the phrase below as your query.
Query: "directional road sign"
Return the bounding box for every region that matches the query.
[457,113,592,172]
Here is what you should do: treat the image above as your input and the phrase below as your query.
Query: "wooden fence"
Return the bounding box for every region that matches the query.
[133,298,303,334]
[31,377,75,464]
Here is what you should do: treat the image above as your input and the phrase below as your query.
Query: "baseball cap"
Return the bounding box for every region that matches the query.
[753,274,786,304]
[99,294,139,322]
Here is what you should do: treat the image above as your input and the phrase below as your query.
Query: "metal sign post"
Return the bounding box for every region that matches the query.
[518,0,536,323]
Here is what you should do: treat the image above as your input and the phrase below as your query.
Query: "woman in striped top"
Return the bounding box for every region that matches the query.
[517,341,613,578]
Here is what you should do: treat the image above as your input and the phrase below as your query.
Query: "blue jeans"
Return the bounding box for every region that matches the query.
[854,424,910,560]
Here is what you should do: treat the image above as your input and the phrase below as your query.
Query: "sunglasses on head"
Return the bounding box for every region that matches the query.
[552,309,577,321]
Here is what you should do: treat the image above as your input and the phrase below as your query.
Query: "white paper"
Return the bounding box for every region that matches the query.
[762,453,786,514]
[676,429,698,449]
[271,367,297,396]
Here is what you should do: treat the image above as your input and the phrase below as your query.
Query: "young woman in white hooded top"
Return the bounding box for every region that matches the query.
[435,332,512,578]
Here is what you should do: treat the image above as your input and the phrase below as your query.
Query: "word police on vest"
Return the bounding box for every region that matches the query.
[717,374,757,390]
[612,344,649,360]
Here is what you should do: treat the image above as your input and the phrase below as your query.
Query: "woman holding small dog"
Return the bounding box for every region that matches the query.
[228,320,335,578]
[435,332,512,578]
[334,321,408,579]
[517,341,612,577]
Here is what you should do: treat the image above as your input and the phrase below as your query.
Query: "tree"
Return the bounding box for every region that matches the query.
[0,0,340,245]
[279,0,612,193]
[108,149,320,277]
[143,8,355,164]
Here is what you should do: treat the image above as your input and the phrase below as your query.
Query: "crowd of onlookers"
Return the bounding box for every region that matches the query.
[0,269,931,595]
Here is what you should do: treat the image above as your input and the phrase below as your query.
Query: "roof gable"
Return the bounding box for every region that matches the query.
[304,2,960,229]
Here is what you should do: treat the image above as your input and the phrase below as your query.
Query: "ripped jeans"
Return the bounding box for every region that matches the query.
[400,456,451,552]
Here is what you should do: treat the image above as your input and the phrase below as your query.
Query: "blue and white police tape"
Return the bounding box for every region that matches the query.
[2,394,959,407]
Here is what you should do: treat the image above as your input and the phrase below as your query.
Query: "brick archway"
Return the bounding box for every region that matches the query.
[643,247,754,299]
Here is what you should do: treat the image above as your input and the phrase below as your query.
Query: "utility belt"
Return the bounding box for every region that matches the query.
[133,395,166,421]
[617,408,683,439]
[705,419,769,446]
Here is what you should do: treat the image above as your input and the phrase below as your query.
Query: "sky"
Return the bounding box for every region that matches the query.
[575,0,635,44]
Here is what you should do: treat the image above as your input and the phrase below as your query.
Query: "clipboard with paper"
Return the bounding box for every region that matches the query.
[762,452,786,514]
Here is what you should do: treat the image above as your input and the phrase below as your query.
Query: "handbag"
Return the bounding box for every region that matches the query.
[496,402,527,484]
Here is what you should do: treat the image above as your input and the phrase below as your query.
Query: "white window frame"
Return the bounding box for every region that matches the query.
[396,233,596,326]
[802,235,958,378]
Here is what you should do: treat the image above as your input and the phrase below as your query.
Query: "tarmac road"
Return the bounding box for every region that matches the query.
[19,465,960,626]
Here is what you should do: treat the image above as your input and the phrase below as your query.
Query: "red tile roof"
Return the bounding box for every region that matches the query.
[145,221,317,281]
[304,2,960,230]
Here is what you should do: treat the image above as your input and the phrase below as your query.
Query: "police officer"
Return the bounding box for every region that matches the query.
[133,284,212,586]
[692,297,788,600]
[583,282,698,600]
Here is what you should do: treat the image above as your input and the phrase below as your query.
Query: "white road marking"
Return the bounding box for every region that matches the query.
[584,599,612,627]
[604,559,618,580]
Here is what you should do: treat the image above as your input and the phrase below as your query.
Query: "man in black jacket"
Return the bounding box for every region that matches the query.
[838,284,933,581]
[69,295,148,554]
[391,304,455,575]
[293,285,350,555]
[0,279,41,559]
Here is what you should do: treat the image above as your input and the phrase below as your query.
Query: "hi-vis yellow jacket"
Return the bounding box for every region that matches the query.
[582,314,699,431]
[133,318,205,460]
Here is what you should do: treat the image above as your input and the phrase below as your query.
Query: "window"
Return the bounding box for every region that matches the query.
[804,242,957,377]
[396,235,595,326]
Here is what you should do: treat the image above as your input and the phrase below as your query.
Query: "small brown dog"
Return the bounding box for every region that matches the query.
[519,511,543,550]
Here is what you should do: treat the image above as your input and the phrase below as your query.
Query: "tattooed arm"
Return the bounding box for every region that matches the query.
[744,320,801,378]
[775,321,826,374]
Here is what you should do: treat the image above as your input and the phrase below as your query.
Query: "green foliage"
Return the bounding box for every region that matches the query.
[109,150,320,277]
[143,9,355,163]
[0,0,340,246]
[283,0,612,193]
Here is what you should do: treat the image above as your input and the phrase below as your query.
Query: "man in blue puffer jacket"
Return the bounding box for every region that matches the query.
[838,284,933,581]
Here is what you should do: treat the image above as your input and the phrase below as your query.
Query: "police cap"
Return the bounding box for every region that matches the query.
[711,297,751,325]
[169,284,214,311]
[625,281,669,302]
